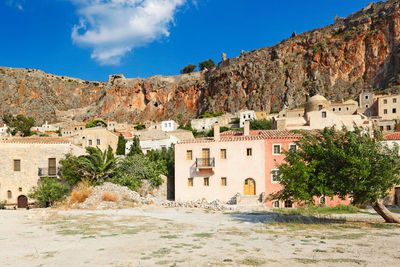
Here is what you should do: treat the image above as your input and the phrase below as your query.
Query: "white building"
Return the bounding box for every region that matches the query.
[161,120,178,132]
[0,124,9,136]
[32,121,60,133]
[239,110,257,127]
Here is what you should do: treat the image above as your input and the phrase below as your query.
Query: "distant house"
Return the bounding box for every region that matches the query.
[32,121,60,133]
[0,124,9,136]
[239,110,256,127]
[61,123,85,137]
[0,137,85,208]
[73,127,119,153]
[125,129,194,155]
[161,120,178,132]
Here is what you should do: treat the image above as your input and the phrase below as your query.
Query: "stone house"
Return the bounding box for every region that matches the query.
[239,110,257,127]
[174,121,350,207]
[0,138,85,208]
[72,127,119,153]
[274,95,371,131]
[61,123,85,137]
[32,121,60,133]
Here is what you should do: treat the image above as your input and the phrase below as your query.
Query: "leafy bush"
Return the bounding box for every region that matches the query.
[199,59,216,71]
[2,114,35,137]
[28,177,70,207]
[134,123,146,130]
[109,154,166,191]
[250,119,273,130]
[199,111,224,118]
[180,64,196,74]
[85,119,106,128]
[0,200,6,209]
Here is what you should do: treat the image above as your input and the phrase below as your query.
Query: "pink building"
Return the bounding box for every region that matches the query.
[175,121,350,207]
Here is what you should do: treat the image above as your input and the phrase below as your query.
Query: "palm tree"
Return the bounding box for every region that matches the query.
[79,146,117,184]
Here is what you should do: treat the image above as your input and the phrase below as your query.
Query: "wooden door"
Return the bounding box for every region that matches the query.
[48,158,56,176]
[17,195,28,208]
[202,148,210,166]
[244,178,256,195]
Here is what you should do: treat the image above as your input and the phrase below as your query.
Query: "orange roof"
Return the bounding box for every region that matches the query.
[383,132,400,140]
[114,132,133,138]
[179,130,302,144]
[0,137,71,144]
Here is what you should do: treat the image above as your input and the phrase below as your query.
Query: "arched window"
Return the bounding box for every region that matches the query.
[7,190,12,199]
[273,200,280,208]
[319,196,326,205]
[284,199,293,208]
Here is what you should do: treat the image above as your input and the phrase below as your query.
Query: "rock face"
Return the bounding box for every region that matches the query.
[1,0,400,124]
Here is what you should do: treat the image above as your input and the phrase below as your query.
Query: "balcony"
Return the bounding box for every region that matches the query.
[38,167,61,177]
[196,157,215,172]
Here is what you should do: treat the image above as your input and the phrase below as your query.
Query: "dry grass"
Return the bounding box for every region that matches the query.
[69,181,93,204]
[102,192,118,202]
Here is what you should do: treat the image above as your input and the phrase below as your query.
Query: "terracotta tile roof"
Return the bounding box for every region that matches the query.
[179,130,302,144]
[0,137,72,144]
[383,132,400,140]
[114,132,133,138]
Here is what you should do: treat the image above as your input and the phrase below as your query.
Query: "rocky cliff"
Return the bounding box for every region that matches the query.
[1,0,400,124]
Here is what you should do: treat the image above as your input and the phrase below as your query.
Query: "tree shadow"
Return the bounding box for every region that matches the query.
[228,211,347,225]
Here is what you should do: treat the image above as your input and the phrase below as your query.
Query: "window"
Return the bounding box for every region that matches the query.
[393,108,397,114]
[273,145,281,155]
[387,125,391,131]
[365,95,369,99]
[7,190,12,199]
[346,107,349,111]
[380,126,384,131]
[186,150,192,160]
[247,148,252,156]
[14,159,21,172]
[220,149,227,159]
[366,104,369,108]
[284,200,293,208]
[289,144,297,152]
[318,105,322,111]
[188,178,193,187]
[273,200,280,208]
[88,140,92,146]
[204,177,209,186]
[271,169,280,183]
[332,108,335,111]
[319,196,326,205]
[384,99,388,104]
[221,177,227,186]
[338,108,342,111]
[97,139,101,145]
[48,158,56,176]
[384,109,388,114]
[394,98,397,103]
[19,187,22,192]
[322,112,327,118]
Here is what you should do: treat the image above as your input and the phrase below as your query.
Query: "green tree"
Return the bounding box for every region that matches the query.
[85,119,107,128]
[134,123,146,130]
[273,127,400,223]
[147,146,175,180]
[199,59,216,71]
[60,147,117,185]
[3,114,35,136]
[180,64,196,74]
[116,134,127,155]
[127,136,143,156]
[28,178,70,207]
[250,119,273,130]
[110,154,166,191]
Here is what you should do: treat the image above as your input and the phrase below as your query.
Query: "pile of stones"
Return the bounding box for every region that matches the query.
[71,182,233,211]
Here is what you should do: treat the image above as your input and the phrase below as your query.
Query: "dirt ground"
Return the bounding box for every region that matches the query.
[1,206,400,267]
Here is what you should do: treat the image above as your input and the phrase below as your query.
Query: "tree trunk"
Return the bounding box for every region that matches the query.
[371,199,400,223]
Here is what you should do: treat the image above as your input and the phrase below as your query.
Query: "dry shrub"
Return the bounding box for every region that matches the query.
[102,192,118,202]
[70,180,93,204]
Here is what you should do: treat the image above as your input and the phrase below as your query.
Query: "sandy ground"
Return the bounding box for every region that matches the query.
[1,206,400,267]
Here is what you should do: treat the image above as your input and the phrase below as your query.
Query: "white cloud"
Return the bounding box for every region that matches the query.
[70,0,186,65]
[5,0,24,10]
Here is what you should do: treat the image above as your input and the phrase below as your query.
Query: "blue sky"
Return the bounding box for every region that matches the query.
[0,0,373,81]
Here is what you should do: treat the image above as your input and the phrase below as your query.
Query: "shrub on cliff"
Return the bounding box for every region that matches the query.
[85,119,106,128]
[2,114,35,137]
[180,64,196,74]
[199,59,216,71]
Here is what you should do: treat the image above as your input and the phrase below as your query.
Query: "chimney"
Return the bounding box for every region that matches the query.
[214,122,220,141]
[244,120,250,136]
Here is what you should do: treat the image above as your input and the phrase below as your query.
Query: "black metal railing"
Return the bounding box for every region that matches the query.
[196,157,215,168]
[38,167,61,177]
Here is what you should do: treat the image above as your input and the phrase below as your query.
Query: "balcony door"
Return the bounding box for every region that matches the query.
[202,148,210,166]
[48,158,57,176]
